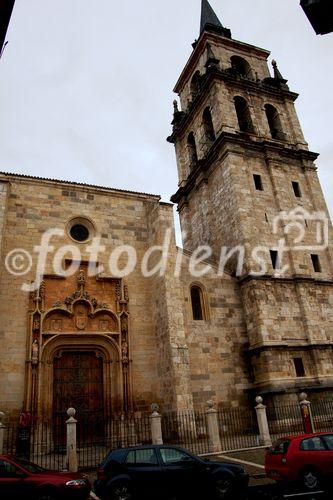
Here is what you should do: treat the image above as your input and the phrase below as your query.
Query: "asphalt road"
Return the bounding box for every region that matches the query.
[248,485,330,499]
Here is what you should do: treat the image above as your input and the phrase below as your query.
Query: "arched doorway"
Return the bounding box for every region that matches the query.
[53,350,104,442]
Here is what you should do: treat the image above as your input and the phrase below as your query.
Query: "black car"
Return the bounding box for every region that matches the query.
[94,444,249,500]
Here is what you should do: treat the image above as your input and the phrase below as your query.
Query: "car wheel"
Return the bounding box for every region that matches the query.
[301,468,321,490]
[110,482,134,500]
[214,476,234,499]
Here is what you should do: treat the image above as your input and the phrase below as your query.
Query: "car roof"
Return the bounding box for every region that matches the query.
[109,444,189,452]
[276,432,333,441]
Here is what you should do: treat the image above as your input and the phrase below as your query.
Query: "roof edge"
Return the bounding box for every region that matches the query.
[0,171,162,201]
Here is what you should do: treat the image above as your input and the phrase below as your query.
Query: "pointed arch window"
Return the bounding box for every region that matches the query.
[265,104,285,140]
[190,285,206,321]
[234,96,254,133]
[187,132,198,167]
[203,107,216,142]
[190,71,201,98]
[230,56,253,79]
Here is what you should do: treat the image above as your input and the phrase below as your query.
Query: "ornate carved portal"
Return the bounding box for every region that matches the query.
[25,266,132,418]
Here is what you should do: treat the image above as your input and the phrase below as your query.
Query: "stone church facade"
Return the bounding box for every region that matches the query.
[1,1,333,421]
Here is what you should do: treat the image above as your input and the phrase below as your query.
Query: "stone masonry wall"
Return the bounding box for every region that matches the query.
[0,175,173,416]
[179,257,250,409]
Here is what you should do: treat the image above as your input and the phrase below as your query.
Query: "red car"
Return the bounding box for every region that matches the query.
[265,433,333,490]
[0,455,91,500]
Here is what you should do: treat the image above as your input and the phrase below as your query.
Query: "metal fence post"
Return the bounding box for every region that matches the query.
[255,397,272,447]
[205,401,222,453]
[150,404,163,445]
[66,408,78,472]
[299,392,315,434]
[0,412,5,454]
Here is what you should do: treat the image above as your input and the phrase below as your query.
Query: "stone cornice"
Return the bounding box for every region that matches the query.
[170,132,319,204]
[247,377,333,396]
[238,274,333,287]
[247,341,333,355]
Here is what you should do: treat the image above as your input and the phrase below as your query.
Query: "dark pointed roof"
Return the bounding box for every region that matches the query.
[200,0,231,39]
[0,0,15,57]
[200,0,222,32]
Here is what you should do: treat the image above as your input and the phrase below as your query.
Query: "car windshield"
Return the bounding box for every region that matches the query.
[14,457,46,473]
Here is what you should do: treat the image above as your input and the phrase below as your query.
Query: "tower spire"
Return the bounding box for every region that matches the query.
[200,0,231,38]
[0,0,16,59]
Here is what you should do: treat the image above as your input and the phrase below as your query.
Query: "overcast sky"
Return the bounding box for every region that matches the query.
[0,0,332,244]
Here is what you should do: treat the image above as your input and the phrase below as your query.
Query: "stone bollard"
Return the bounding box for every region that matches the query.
[255,396,272,447]
[150,404,163,445]
[0,412,5,454]
[205,401,222,453]
[299,392,315,434]
[66,408,78,472]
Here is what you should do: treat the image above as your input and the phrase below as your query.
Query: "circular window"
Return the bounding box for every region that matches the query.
[67,217,95,243]
[70,224,89,242]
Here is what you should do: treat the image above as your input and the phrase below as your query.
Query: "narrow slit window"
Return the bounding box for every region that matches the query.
[311,254,321,273]
[203,107,216,142]
[187,132,198,167]
[265,213,269,223]
[294,358,305,378]
[253,174,263,191]
[191,286,204,321]
[292,181,302,198]
[270,250,279,270]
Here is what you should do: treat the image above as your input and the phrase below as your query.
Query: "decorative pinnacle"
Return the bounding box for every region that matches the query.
[173,100,179,113]
[272,59,284,80]
[205,43,220,69]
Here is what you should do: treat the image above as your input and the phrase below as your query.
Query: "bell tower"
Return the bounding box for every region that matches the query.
[169,1,333,402]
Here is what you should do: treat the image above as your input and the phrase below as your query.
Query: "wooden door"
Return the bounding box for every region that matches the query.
[53,351,104,444]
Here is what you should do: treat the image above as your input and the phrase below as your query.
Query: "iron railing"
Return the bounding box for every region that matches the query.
[162,410,209,455]
[217,407,260,451]
[311,399,333,432]
[2,419,67,470]
[2,398,333,471]
[77,413,151,469]
[266,403,304,440]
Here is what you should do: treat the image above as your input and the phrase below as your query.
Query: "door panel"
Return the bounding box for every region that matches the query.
[53,351,104,442]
